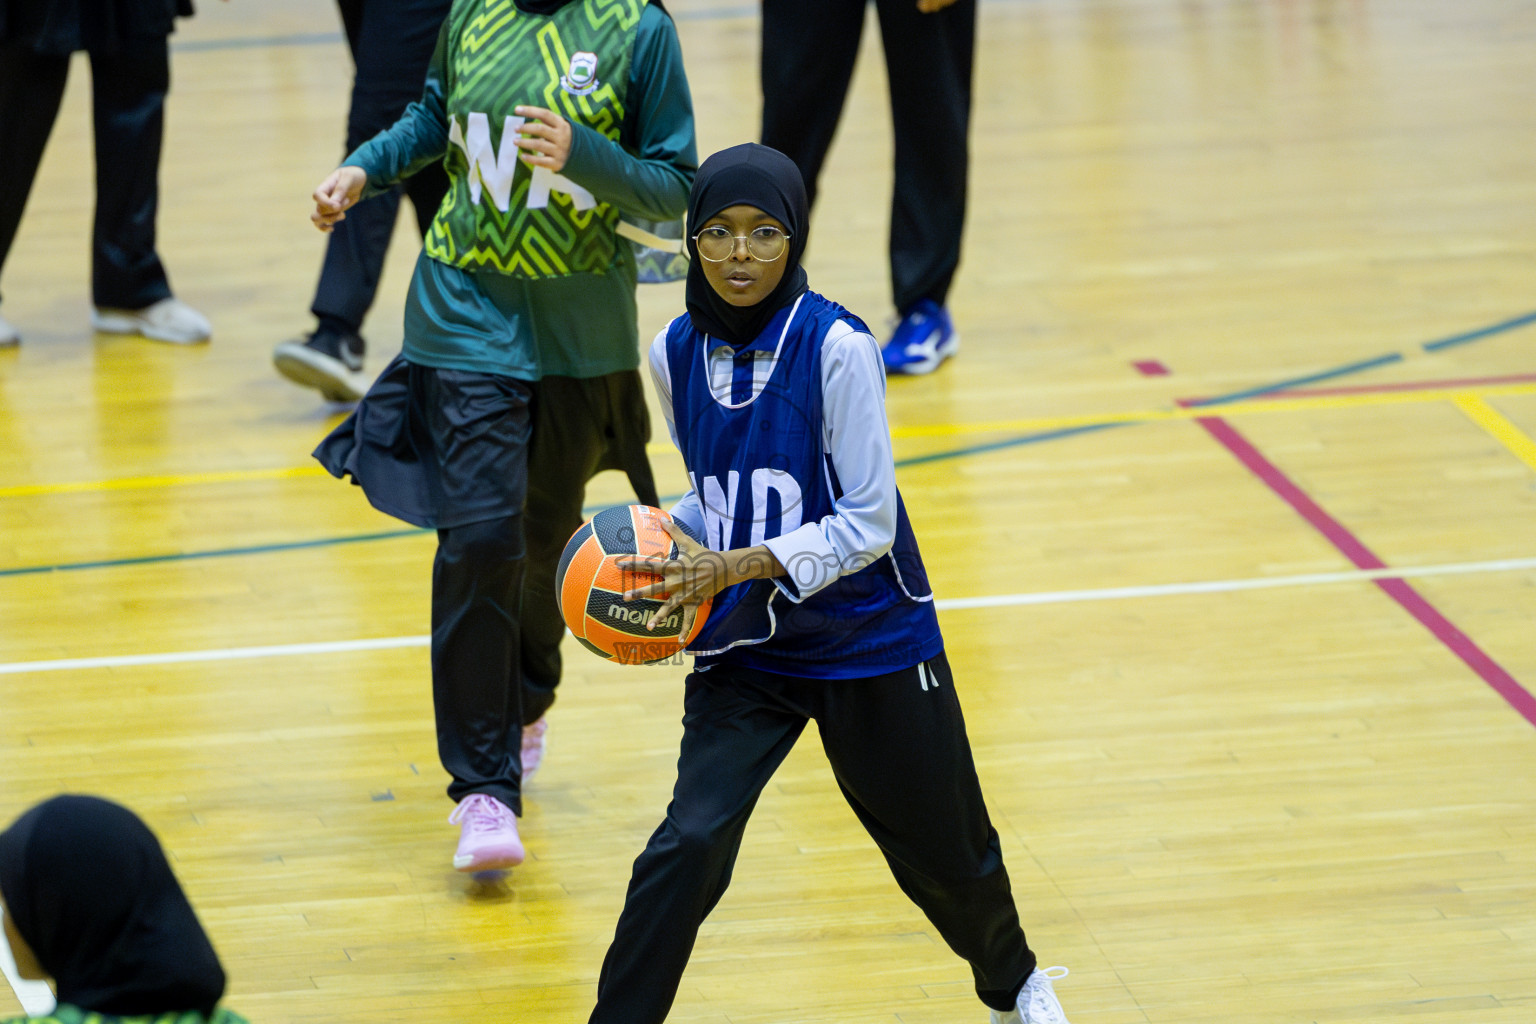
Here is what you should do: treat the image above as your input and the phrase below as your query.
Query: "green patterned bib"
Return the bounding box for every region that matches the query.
[424,0,643,277]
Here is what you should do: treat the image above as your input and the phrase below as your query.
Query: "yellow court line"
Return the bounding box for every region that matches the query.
[4,383,1534,499]
[1453,396,1536,473]
[888,381,1536,440]
[0,465,327,499]
[0,448,681,499]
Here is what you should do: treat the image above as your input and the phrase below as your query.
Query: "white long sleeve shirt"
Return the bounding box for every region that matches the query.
[647,308,901,601]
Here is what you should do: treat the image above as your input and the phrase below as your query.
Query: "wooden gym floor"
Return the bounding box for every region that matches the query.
[2,1,1534,1022]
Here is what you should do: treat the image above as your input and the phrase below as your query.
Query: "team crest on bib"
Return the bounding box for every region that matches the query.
[561,52,600,95]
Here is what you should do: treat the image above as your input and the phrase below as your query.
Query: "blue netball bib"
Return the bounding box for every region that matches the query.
[664,292,942,678]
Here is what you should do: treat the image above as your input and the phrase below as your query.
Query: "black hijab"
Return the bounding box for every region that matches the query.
[0,795,226,1017]
[685,143,810,348]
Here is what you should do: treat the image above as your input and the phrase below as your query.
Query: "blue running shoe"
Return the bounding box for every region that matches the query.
[881,299,959,375]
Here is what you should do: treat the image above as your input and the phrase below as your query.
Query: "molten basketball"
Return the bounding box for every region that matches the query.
[555,505,711,665]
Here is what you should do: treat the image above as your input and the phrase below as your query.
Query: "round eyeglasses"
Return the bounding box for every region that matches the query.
[693,224,791,263]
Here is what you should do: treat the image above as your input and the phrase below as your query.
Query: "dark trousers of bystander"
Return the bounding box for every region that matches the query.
[0,36,173,309]
[759,0,976,315]
[310,0,451,335]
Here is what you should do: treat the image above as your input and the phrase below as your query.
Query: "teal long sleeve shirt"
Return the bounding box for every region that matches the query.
[344,1,697,380]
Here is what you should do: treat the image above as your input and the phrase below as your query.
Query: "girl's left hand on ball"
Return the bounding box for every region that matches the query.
[618,521,728,636]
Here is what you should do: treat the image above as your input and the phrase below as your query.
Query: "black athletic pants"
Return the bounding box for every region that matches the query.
[588,653,1036,1023]
[519,372,659,726]
[310,0,450,335]
[427,371,654,814]
[759,0,975,314]
[0,37,174,309]
[433,513,528,813]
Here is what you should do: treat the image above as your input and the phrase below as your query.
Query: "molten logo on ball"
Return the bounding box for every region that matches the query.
[554,505,711,664]
[608,602,681,631]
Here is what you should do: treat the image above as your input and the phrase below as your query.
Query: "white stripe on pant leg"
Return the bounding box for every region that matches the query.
[918,662,937,691]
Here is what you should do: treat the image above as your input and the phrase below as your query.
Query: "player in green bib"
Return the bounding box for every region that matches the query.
[305,0,696,874]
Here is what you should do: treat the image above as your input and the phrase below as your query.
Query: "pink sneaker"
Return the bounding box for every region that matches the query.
[521,717,548,780]
[447,794,524,872]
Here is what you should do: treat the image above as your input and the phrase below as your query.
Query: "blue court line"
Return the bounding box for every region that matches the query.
[894,421,1125,467]
[1182,353,1405,408]
[1421,310,1536,352]
[892,352,1407,467]
[0,529,425,579]
[1,310,1533,579]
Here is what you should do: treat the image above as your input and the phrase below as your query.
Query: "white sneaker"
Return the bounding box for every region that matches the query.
[92,297,211,344]
[0,311,17,347]
[990,966,1071,1024]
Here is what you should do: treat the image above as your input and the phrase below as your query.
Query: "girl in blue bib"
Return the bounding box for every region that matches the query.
[585,143,1075,1024]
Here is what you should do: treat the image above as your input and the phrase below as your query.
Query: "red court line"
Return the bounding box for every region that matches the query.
[1188,411,1536,728]
[1240,371,1536,399]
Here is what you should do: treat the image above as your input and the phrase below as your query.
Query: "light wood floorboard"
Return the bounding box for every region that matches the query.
[2,2,1535,1022]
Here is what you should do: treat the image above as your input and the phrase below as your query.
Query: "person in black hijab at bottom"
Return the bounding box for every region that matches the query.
[0,796,248,1024]
[583,143,1077,1024]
